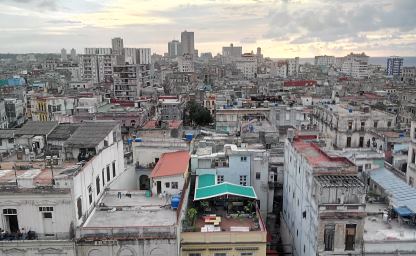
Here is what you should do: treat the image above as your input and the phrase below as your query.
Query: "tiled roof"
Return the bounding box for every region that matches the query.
[150,151,190,178]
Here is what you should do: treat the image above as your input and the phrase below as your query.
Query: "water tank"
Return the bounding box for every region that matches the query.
[185,133,193,142]
[134,138,142,142]
[348,109,353,113]
[127,138,133,144]
[171,195,180,209]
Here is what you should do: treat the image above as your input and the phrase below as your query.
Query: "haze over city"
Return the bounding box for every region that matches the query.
[0,0,415,57]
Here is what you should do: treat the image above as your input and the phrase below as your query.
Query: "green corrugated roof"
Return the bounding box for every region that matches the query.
[194,180,257,201]
[198,174,216,188]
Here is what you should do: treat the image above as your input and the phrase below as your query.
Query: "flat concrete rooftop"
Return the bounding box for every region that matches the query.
[84,190,177,228]
[364,203,416,242]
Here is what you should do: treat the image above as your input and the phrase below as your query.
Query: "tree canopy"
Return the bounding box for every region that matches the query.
[185,100,213,126]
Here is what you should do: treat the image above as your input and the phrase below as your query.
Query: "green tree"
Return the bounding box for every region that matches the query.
[185,100,213,126]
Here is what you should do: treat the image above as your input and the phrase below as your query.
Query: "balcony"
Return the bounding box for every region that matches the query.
[77,226,176,240]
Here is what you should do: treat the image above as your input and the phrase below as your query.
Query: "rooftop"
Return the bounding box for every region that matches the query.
[364,203,416,242]
[0,129,15,139]
[150,151,190,178]
[64,121,118,148]
[48,123,81,141]
[293,137,354,169]
[84,190,177,228]
[142,120,183,129]
[15,121,58,136]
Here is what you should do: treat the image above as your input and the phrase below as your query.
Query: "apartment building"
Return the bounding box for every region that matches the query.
[282,135,366,256]
[314,55,335,67]
[313,104,396,149]
[407,121,416,187]
[235,53,257,79]
[191,144,272,218]
[340,52,369,79]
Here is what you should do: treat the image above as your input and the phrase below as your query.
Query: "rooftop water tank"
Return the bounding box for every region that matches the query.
[185,133,193,142]
[134,138,142,142]
[127,138,133,144]
[171,195,180,209]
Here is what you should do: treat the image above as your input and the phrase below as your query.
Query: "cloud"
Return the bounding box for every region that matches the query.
[0,0,415,57]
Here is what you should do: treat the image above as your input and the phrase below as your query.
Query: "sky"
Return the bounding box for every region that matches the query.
[0,0,415,58]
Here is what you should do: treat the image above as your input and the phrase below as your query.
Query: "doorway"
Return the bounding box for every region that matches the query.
[42,212,53,235]
[3,209,19,233]
[157,181,162,194]
[139,175,150,190]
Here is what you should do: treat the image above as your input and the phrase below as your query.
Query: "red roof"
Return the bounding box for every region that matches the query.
[150,151,190,178]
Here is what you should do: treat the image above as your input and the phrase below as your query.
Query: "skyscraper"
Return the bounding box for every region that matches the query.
[168,40,182,57]
[70,48,77,62]
[387,56,404,76]
[111,37,124,55]
[181,31,194,56]
[61,48,67,61]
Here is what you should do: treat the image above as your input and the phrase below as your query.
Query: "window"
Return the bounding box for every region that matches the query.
[8,138,14,144]
[188,254,201,256]
[3,209,17,214]
[359,137,364,148]
[102,169,105,186]
[172,182,178,189]
[241,156,247,162]
[76,197,82,219]
[240,175,247,186]
[39,207,54,212]
[357,166,363,172]
[360,121,365,131]
[256,172,261,180]
[345,224,356,250]
[106,165,110,182]
[409,177,414,186]
[412,149,416,164]
[112,161,116,177]
[324,224,335,251]
[214,253,227,256]
[43,212,52,218]
[96,176,101,195]
[387,120,392,127]
[165,182,170,188]
[348,121,353,130]
[346,137,351,147]
[365,163,372,170]
[217,175,224,184]
[88,185,93,205]
[241,253,253,256]
[374,120,378,128]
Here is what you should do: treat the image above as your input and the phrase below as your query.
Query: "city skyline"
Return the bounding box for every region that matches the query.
[0,0,415,57]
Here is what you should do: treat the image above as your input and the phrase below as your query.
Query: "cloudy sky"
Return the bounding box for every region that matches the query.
[0,0,415,57]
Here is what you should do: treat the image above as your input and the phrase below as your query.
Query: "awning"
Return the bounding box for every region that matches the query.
[197,174,216,188]
[394,206,415,218]
[194,178,257,201]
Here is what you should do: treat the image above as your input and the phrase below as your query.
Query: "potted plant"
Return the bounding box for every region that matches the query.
[187,208,198,228]
[200,201,209,213]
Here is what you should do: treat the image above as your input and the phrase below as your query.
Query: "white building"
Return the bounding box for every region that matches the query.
[340,52,369,79]
[287,57,299,77]
[150,151,190,196]
[177,54,194,73]
[84,48,112,55]
[138,48,151,64]
[235,53,257,79]
[314,55,335,67]
[282,135,366,256]
[222,43,242,58]
[61,48,67,62]
[407,121,416,187]
[79,54,117,83]
[70,48,77,62]
[168,40,181,58]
